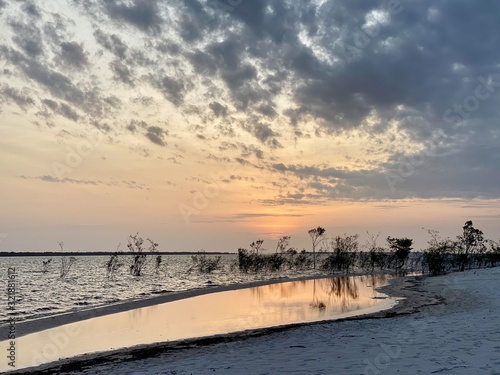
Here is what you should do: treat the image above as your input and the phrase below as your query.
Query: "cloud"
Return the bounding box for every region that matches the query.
[60,42,89,68]
[105,0,163,33]
[145,126,168,146]
[150,74,188,107]
[110,60,135,86]
[93,29,128,59]
[10,21,44,57]
[21,175,149,190]
[209,101,228,117]
[193,212,308,223]
[2,0,500,202]
[0,85,35,110]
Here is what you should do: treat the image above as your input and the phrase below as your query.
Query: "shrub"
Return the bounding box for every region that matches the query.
[58,242,76,279]
[456,220,485,271]
[237,238,290,273]
[387,237,412,270]
[321,234,359,274]
[106,253,123,279]
[190,254,221,273]
[42,259,52,273]
[127,234,158,276]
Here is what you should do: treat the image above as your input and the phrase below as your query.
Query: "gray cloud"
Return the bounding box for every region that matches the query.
[10,21,44,58]
[0,86,35,109]
[145,126,168,146]
[2,0,500,201]
[110,60,134,86]
[150,74,188,106]
[60,42,89,68]
[105,0,163,33]
[21,175,149,190]
[93,29,128,59]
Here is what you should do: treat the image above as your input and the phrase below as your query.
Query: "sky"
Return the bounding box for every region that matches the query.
[0,0,499,253]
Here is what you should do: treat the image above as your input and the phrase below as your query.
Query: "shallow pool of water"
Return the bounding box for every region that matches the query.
[1,274,397,372]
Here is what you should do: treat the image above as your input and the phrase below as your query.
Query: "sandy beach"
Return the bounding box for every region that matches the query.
[5,267,499,374]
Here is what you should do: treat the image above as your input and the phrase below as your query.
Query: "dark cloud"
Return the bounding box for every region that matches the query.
[209,101,228,117]
[242,121,282,148]
[126,119,147,133]
[150,75,188,106]
[57,103,80,122]
[10,21,44,57]
[60,42,89,68]
[93,29,128,59]
[145,125,168,146]
[21,1,41,17]
[42,98,58,110]
[0,86,35,110]
[1,0,500,201]
[105,0,163,33]
[110,60,134,86]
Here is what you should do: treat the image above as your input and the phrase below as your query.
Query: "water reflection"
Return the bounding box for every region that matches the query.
[0,275,395,372]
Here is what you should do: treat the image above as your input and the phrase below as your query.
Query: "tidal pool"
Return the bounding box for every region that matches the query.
[1,274,397,372]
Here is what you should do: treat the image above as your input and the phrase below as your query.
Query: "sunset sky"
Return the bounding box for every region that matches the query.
[0,0,499,252]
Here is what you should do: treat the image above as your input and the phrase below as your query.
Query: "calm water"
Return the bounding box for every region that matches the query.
[0,274,395,372]
[0,254,331,324]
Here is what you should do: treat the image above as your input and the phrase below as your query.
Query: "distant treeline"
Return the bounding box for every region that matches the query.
[0,251,232,257]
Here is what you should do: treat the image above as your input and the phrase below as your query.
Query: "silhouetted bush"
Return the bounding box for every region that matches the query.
[387,237,412,270]
[127,234,158,276]
[190,254,221,273]
[321,234,358,274]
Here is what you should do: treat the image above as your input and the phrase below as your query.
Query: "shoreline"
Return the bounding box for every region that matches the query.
[1,270,406,339]
[2,270,448,374]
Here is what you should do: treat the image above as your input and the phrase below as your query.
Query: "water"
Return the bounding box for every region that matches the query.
[0,274,395,372]
[0,254,330,324]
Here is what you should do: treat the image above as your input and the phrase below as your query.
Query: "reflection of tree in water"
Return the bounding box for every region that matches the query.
[250,280,307,301]
[366,274,390,289]
[310,279,326,311]
[323,277,359,313]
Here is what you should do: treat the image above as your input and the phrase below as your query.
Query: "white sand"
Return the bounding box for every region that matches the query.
[12,267,500,374]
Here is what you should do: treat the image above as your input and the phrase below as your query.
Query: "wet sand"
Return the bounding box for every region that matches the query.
[1,270,452,374]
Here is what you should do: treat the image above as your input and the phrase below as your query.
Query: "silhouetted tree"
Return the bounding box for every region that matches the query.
[127,233,158,276]
[308,226,325,269]
[322,234,359,274]
[457,220,485,271]
[386,237,412,270]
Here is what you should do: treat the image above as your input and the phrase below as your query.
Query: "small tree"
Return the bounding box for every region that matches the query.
[250,239,264,254]
[106,244,123,279]
[322,234,359,274]
[275,236,291,253]
[386,237,412,270]
[127,233,158,276]
[308,226,326,269]
[42,259,52,273]
[457,220,485,271]
[58,242,76,279]
[155,255,163,273]
[362,232,387,273]
[422,229,457,275]
[190,252,221,274]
